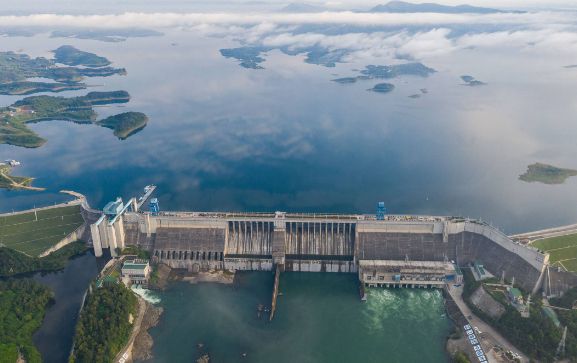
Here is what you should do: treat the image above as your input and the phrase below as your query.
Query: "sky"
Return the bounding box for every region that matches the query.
[1,0,577,14]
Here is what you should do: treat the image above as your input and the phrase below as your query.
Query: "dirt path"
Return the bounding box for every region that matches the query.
[0,166,45,191]
[113,297,146,363]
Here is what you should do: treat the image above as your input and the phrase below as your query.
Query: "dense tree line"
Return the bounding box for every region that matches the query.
[461,270,564,362]
[0,241,86,277]
[0,279,53,363]
[551,286,577,359]
[70,283,137,363]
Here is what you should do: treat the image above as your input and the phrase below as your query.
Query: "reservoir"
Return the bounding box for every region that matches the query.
[1,28,577,234]
[147,272,451,363]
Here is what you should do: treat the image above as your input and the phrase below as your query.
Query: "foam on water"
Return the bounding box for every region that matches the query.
[131,285,162,304]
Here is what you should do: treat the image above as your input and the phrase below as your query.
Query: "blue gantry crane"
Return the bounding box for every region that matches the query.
[376,202,386,220]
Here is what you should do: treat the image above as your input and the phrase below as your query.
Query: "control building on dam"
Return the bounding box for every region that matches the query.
[89,200,550,294]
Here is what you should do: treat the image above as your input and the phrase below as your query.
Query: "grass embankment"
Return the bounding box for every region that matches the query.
[70,282,138,363]
[462,269,562,362]
[519,163,577,185]
[121,245,151,260]
[0,279,53,363]
[532,233,577,272]
[0,241,87,277]
[0,205,84,257]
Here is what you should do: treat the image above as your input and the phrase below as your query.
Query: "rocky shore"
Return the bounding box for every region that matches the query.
[131,302,163,361]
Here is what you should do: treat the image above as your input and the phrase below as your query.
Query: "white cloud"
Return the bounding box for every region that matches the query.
[0,11,573,29]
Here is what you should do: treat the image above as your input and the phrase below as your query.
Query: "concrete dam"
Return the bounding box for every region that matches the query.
[88,195,550,294]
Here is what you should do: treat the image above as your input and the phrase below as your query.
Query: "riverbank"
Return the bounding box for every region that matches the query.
[132,302,163,361]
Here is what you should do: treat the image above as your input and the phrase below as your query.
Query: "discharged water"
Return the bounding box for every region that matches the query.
[147,272,451,363]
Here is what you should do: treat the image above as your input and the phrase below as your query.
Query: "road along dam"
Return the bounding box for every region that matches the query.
[88,196,551,294]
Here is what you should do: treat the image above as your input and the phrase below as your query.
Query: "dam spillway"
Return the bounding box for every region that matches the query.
[87,208,550,294]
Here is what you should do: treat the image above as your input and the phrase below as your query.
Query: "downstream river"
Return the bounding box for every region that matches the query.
[146,273,451,363]
[30,252,101,363]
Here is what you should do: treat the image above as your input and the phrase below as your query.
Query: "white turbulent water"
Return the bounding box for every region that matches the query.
[131,285,162,304]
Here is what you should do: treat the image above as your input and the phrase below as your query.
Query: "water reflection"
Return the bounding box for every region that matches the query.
[1,30,577,233]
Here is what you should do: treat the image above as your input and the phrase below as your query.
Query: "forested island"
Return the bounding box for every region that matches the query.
[0,47,126,95]
[461,75,486,86]
[331,62,436,94]
[220,47,270,69]
[97,112,149,139]
[70,283,138,363]
[53,45,111,67]
[369,83,395,93]
[0,279,53,363]
[0,91,148,148]
[519,163,577,184]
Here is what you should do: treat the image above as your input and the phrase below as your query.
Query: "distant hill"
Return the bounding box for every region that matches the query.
[281,3,327,12]
[370,1,507,14]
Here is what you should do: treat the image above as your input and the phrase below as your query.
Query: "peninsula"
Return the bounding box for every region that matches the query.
[0,91,148,148]
[53,45,111,67]
[519,163,577,184]
[0,47,126,95]
[0,163,44,190]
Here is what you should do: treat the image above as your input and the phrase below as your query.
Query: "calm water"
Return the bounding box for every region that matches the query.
[2,28,577,234]
[148,272,451,363]
[30,251,101,363]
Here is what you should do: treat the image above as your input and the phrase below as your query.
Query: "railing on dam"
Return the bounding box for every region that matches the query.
[147,211,449,223]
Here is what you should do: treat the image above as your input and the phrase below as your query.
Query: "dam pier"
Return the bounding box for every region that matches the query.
[86,187,555,297]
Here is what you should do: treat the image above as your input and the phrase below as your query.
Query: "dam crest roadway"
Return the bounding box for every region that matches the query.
[86,188,559,300]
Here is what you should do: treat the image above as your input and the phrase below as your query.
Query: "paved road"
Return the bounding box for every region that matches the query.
[114,297,146,363]
[447,285,528,363]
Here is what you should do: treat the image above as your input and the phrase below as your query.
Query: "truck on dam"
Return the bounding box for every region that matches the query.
[83,191,573,297]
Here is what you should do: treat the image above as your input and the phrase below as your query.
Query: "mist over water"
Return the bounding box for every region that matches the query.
[147,273,450,363]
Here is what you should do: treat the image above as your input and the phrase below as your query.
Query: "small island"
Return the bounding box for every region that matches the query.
[519,163,577,184]
[368,83,395,93]
[0,47,126,95]
[97,112,149,139]
[53,45,111,67]
[220,47,270,69]
[360,63,436,78]
[332,77,358,84]
[50,28,163,42]
[332,63,435,94]
[461,75,486,86]
[0,91,148,148]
